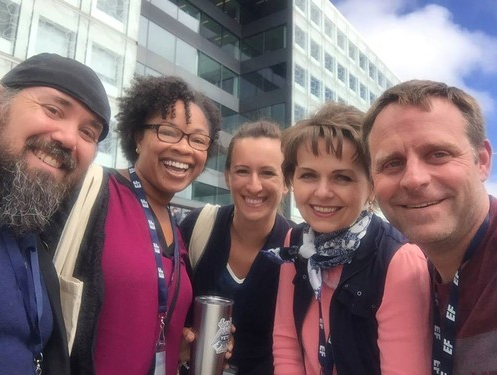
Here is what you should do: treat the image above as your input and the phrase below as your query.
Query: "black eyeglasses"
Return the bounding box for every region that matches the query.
[143,124,213,151]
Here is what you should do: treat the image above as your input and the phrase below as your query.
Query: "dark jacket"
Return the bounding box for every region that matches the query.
[38,239,71,374]
[291,215,404,375]
[180,204,292,375]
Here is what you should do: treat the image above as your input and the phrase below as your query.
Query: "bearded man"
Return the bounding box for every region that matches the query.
[0,53,110,374]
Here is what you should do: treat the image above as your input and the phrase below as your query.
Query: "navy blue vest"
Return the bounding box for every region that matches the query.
[291,216,404,374]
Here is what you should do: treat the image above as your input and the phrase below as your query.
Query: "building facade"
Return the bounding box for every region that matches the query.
[0,0,140,166]
[0,0,399,221]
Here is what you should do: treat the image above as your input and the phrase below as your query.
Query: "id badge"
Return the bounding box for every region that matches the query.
[154,350,166,375]
[155,314,167,374]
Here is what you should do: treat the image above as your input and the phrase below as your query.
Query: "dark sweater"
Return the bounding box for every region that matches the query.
[290,216,404,375]
[180,205,292,375]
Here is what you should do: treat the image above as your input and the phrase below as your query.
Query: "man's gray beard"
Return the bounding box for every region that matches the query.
[0,158,70,236]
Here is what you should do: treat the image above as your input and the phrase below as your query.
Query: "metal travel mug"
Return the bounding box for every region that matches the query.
[190,295,234,375]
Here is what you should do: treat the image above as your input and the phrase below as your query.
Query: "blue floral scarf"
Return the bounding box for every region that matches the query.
[265,209,373,299]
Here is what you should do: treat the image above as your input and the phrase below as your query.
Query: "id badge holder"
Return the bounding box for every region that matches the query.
[154,348,166,375]
[154,315,167,375]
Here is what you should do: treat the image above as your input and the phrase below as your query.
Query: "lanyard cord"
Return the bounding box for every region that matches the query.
[318,294,334,375]
[2,230,45,373]
[128,167,180,329]
[431,214,489,375]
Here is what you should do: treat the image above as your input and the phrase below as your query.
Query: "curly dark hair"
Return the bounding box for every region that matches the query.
[116,75,221,163]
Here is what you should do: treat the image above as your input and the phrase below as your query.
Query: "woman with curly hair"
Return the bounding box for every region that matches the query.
[53,75,221,374]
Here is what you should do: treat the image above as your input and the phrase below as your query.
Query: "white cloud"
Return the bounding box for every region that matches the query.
[486,180,497,198]
[334,0,497,114]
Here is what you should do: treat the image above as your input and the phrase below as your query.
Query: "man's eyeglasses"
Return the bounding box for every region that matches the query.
[142,124,213,151]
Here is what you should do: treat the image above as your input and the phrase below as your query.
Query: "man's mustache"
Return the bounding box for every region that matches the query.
[25,137,76,171]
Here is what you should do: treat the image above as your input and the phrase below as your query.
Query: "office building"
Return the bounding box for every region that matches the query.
[0,0,399,221]
[137,0,399,221]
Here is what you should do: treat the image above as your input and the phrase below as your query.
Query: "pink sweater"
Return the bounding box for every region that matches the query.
[273,243,431,375]
[93,174,193,375]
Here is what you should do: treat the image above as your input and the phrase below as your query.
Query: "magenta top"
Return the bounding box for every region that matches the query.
[93,174,192,374]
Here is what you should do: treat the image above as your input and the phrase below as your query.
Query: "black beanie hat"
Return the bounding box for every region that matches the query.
[1,53,111,141]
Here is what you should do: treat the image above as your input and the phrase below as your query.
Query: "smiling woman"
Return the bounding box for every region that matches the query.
[272,101,431,375]
[180,120,293,375]
[46,75,221,375]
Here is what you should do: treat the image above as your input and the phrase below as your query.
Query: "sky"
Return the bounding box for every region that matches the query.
[333,0,497,194]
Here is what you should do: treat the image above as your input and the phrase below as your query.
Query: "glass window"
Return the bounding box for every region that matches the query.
[177,0,201,32]
[310,40,320,61]
[239,0,287,24]
[265,25,286,52]
[241,32,263,60]
[295,25,306,50]
[294,103,305,122]
[325,87,335,101]
[378,71,386,88]
[0,0,19,44]
[243,103,285,126]
[148,21,175,61]
[310,3,320,27]
[137,16,148,47]
[242,26,285,60]
[324,18,334,39]
[145,66,162,77]
[349,73,357,92]
[337,30,346,50]
[221,65,238,96]
[221,29,240,59]
[192,181,230,205]
[360,83,367,100]
[200,13,222,46]
[91,44,121,87]
[294,64,305,88]
[295,0,306,13]
[271,103,286,126]
[150,0,177,17]
[359,52,367,71]
[207,0,241,22]
[198,52,238,96]
[310,75,321,98]
[369,62,377,80]
[135,61,145,76]
[324,53,334,74]
[369,92,377,104]
[198,52,221,86]
[348,42,357,61]
[35,18,75,58]
[243,106,270,121]
[96,0,128,23]
[338,96,347,104]
[337,63,346,83]
[220,104,242,136]
[240,63,286,98]
[175,38,197,74]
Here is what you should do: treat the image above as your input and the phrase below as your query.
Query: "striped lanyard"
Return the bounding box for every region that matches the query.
[431,214,489,375]
[128,166,179,343]
[318,294,334,375]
